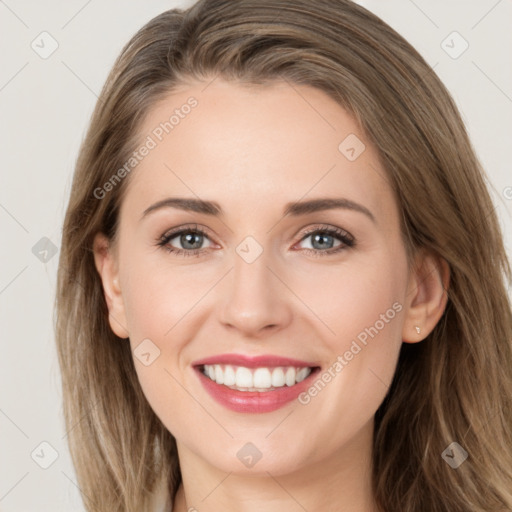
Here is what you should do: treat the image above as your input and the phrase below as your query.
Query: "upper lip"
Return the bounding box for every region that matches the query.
[192,353,318,369]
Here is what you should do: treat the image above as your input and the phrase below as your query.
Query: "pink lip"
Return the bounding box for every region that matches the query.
[195,368,319,413]
[192,353,320,414]
[192,353,316,368]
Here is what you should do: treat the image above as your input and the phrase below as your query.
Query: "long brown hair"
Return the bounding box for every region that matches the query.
[55,1,512,510]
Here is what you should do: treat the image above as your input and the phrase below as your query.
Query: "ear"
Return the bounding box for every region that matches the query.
[402,249,450,343]
[92,232,129,339]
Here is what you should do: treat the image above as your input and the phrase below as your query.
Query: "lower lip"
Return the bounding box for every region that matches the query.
[195,367,319,413]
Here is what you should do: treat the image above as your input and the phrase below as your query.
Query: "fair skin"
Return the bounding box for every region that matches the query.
[94,79,448,512]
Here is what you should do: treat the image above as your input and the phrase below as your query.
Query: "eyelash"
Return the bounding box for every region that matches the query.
[156,223,355,258]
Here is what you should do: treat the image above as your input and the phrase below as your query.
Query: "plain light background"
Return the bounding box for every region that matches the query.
[0,1,510,510]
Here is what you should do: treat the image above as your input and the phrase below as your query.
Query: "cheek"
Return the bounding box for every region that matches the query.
[296,246,407,353]
[120,247,208,342]
[293,247,407,441]
[295,248,405,383]
[119,258,202,435]
[119,252,214,411]
[330,265,405,358]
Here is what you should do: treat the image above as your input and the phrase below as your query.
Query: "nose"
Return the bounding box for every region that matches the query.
[217,246,293,338]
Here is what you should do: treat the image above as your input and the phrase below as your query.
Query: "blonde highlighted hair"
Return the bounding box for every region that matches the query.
[55,0,512,510]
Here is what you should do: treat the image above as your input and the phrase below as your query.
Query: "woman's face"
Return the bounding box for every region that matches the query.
[95,79,421,476]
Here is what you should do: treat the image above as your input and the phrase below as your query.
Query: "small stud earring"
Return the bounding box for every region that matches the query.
[415,326,421,334]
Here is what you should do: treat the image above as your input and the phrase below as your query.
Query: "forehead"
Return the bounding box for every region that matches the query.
[120,79,395,223]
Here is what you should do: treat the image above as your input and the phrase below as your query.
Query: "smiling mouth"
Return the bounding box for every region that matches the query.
[199,364,319,392]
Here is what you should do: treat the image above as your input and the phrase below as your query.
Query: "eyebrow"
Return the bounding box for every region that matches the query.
[141,197,376,223]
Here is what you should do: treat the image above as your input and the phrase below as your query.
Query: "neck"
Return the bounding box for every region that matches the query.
[172,418,378,512]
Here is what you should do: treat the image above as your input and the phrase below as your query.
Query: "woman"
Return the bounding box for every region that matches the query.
[55,0,512,511]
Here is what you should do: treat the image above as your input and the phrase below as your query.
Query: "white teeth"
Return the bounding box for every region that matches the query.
[223,365,236,386]
[253,368,272,389]
[285,367,295,386]
[202,364,313,391]
[271,367,285,387]
[296,367,310,383]
[215,365,224,385]
[235,367,253,388]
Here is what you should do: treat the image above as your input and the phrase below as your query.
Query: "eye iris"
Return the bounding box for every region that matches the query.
[312,232,334,250]
[181,232,203,250]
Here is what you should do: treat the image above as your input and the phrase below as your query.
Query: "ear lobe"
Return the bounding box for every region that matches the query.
[402,249,450,343]
[93,233,129,339]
